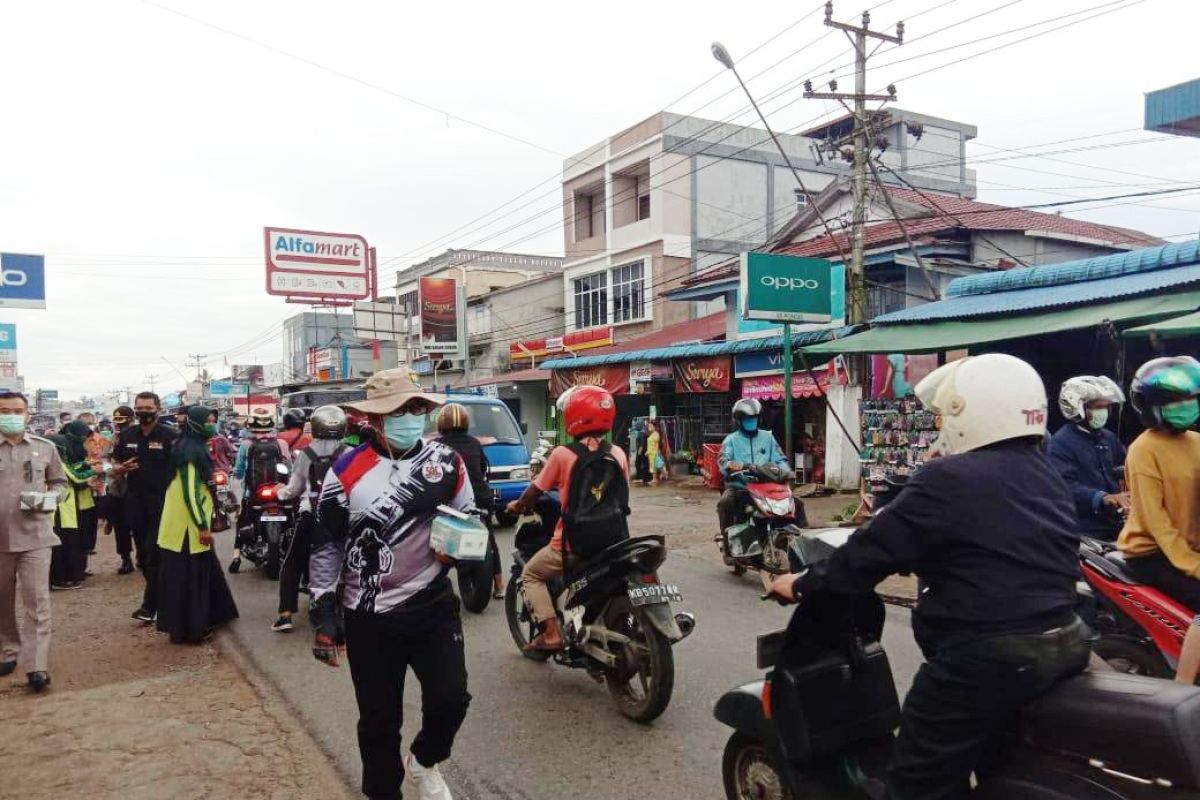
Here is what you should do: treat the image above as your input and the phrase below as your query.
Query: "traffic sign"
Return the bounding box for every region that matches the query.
[0,254,46,309]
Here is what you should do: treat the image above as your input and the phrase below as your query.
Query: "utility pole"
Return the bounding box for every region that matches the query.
[186,353,208,381]
[144,373,158,392]
[804,1,902,324]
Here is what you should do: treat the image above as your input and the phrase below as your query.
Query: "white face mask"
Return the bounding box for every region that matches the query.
[1087,408,1109,430]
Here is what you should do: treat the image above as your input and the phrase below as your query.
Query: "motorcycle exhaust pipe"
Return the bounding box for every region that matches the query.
[674,612,696,640]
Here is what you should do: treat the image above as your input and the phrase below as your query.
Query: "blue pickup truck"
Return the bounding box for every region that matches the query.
[426,394,532,525]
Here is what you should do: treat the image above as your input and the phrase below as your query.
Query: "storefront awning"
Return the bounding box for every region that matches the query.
[802,290,1200,355]
[1123,309,1200,338]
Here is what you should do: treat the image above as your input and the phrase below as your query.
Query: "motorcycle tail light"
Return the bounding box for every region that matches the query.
[257,485,276,500]
[762,679,773,720]
[213,472,228,486]
[641,572,658,585]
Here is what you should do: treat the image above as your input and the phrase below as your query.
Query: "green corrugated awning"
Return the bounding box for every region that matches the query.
[1123,309,1200,338]
[802,290,1200,355]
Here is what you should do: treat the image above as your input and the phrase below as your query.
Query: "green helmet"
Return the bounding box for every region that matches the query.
[1130,356,1200,430]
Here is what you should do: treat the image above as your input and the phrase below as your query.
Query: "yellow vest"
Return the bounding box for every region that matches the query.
[157,463,214,553]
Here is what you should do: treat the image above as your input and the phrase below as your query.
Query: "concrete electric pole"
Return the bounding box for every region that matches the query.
[803,1,902,324]
[144,373,158,392]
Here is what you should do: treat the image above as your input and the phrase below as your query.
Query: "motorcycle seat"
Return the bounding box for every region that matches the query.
[564,536,666,584]
[1021,671,1200,788]
[1102,549,1137,581]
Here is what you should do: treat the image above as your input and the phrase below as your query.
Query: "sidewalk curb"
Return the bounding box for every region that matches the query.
[214,626,359,800]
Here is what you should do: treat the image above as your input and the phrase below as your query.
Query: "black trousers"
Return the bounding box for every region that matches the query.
[279,511,314,615]
[1125,550,1200,613]
[125,495,166,613]
[717,486,750,532]
[345,596,471,800]
[887,616,1092,800]
[50,528,87,585]
[101,495,134,559]
[78,506,98,556]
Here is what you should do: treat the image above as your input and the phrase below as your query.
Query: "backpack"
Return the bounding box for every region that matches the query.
[304,444,347,499]
[562,441,630,559]
[246,438,284,493]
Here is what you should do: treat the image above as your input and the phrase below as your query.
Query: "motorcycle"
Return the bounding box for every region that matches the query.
[504,521,696,723]
[209,469,239,531]
[717,464,807,581]
[237,463,295,580]
[715,527,1200,799]
[1079,535,1190,678]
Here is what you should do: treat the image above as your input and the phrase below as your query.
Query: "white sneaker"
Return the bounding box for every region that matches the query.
[404,751,453,800]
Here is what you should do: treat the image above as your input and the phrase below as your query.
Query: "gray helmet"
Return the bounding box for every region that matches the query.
[732,398,762,422]
[310,405,347,440]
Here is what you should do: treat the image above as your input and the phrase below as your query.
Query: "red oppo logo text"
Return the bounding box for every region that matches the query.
[1023,408,1046,425]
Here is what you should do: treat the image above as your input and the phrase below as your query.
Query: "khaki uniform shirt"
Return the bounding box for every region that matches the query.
[0,433,67,552]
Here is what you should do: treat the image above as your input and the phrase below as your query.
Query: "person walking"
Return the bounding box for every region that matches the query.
[105,406,137,574]
[113,392,178,623]
[49,422,97,589]
[0,390,67,692]
[310,369,474,800]
[154,407,238,644]
[272,405,347,633]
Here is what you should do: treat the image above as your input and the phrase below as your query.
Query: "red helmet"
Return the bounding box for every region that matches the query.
[563,385,615,439]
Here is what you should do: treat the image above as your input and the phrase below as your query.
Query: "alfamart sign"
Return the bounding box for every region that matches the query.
[264,227,371,300]
[739,251,834,324]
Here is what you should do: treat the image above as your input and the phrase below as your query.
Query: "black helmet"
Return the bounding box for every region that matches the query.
[732,398,762,422]
[310,405,347,440]
[282,408,306,430]
[1130,356,1200,430]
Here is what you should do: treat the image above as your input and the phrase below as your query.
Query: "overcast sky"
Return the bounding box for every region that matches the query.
[1,0,1197,401]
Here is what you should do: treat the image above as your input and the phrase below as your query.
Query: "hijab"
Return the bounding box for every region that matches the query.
[61,420,92,465]
[171,405,215,481]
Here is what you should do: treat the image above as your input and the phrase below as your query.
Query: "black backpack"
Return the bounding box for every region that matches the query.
[304,444,346,499]
[247,438,284,492]
[562,441,630,559]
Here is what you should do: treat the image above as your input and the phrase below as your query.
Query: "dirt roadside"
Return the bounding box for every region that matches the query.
[0,538,354,800]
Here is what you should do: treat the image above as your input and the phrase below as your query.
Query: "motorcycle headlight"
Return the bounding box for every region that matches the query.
[509,468,531,481]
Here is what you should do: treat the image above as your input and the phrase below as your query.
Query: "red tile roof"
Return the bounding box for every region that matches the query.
[580,312,725,357]
[469,368,550,387]
[682,187,1164,287]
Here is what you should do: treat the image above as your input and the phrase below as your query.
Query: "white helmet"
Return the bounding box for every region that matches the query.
[1058,376,1124,422]
[915,354,1047,457]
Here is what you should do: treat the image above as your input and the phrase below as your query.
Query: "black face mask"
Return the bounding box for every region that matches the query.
[136,411,157,425]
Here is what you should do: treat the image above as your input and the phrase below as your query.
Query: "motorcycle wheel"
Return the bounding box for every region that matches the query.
[504,581,552,662]
[720,532,747,576]
[722,732,793,800]
[1093,636,1172,678]
[605,608,674,723]
[458,563,492,614]
[264,539,281,580]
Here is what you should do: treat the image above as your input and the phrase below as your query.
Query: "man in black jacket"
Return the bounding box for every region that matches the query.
[769,354,1091,800]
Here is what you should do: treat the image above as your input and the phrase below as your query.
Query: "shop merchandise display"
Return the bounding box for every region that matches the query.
[859,397,940,485]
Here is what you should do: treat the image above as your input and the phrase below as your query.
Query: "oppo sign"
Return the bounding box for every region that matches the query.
[0,253,46,310]
[740,252,837,324]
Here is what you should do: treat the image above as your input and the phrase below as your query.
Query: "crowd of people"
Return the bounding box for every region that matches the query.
[5,353,1200,800]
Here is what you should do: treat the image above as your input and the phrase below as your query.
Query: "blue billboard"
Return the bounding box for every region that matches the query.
[0,254,46,309]
[209,381,250,397]
[0,323,15,359]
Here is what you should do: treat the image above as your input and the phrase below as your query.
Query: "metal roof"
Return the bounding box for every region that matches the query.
[874,243,1200,324]
[1146,78,1200,137]
[541,326,857,369]
[946,239,1200,298]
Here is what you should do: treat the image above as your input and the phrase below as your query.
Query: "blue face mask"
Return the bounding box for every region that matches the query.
[383,413,426,452]
[741,417,758,434]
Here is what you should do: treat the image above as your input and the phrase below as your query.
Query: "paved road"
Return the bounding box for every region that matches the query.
[217,528,922,800]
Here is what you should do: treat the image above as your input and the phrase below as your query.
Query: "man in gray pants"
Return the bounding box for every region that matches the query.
[0,390,67,693]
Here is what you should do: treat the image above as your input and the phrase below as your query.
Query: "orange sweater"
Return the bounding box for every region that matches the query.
[1118,429,1200,577]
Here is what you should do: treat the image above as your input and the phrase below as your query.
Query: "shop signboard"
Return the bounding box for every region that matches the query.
[734,349,790,378]
[209,381,250,397]
[231,365,266,388]
[510,326,614,360]
[740,252,835,323]
[0,323,16,362]
[0,253,47,310]
[264,227,370,300]
[549,366,630,397]
[629,361,652,383]
[411,357,433,376]
[869,353,939,398]
[742,372,828,400]
[673,355,732,394]
[419,277,462,355]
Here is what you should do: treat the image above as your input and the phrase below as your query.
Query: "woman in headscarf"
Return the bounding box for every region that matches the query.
[49,423,98,589]
[155,406,238,644]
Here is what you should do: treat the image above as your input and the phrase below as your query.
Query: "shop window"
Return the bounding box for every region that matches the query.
[573,271,608,329]
[612,261,646,324]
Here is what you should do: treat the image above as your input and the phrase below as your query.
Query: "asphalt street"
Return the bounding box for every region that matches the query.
[217,526,923,800]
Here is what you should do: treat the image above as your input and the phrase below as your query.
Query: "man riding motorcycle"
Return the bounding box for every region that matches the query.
[1116,356,1200,684]
[278,408,312,453]
[716,398,790,534]
[767,353,1090,800]
[1047,375,1128,540]
[229,408,291,574]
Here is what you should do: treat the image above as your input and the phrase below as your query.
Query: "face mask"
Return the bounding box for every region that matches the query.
[100,430,114,440]
[136,411,157,425]
[740,417,758,433]
[0,414,27,436]
[203,423,219,437]
[1162,398,1200,431]
[1087,408,1109,430]
[383,413,426,452]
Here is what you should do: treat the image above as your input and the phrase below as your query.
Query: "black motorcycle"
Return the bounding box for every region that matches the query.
[714,528,1200,799]
[504,509,695,723]
[235,464,295,580]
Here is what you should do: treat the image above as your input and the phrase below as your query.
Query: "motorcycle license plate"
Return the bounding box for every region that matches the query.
[260,515,288,522]
[627,583,683,607]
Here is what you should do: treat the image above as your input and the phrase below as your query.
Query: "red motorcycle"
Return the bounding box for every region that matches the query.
[717,464,808,581]
[1079,536,1191,678]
